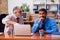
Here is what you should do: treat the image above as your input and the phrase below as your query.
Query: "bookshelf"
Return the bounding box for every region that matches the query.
[33,0,59,15]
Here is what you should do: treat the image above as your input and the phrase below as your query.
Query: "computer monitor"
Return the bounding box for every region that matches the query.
[35,10,39,14]
[22,12,27,20]
[33,5,38,10]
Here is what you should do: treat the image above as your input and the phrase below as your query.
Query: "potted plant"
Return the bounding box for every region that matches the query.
[51,0,55,3]
[21,3,30,12]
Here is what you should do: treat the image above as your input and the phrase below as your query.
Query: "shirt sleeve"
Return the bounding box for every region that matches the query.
[32,19,42,33]
[2,15,11,24]
[46,19,59,34]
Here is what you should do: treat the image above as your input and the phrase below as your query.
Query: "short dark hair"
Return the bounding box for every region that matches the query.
[39,8,47,13]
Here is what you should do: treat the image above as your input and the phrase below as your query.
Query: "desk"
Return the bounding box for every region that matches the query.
[0,33,60,40]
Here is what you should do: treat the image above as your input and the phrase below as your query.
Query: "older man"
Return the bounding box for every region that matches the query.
[2,6,24,34]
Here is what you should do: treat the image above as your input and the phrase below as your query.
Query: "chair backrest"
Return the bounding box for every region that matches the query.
[0,14,8,32]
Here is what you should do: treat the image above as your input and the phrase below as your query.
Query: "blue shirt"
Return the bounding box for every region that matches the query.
[32,17,59,34]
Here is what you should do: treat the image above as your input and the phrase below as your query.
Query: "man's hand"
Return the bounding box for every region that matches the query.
[39,29,44,32]
[39,29,47,33]
[38,17,45,24]
[6,21,17,25]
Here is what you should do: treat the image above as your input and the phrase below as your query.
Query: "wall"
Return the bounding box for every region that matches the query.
[8,0,33,14]
[0,0,8,14]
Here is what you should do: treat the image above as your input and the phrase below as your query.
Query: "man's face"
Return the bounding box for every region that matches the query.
[39,11,47,20]
[14,8,22,17]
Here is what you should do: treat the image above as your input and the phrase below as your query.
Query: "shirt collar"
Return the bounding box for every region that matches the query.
[44,17,48,23]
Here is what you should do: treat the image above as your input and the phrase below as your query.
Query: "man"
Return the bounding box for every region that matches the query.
[2,6,23,34]
[32,8,59,34]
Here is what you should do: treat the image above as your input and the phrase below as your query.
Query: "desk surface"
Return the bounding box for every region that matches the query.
[0,33,60,40]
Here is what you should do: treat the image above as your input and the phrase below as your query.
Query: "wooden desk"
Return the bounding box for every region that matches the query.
[0,33,60,40]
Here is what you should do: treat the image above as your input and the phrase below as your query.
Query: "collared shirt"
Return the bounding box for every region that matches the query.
[2,14,23,34]
[32,17,59,34]
[2,14,23,24]
[2,14,16,24]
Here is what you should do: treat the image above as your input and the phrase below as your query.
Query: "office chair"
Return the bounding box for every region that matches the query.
[0,14,8,32]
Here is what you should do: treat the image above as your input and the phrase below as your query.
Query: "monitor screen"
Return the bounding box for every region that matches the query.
[33,5,38,10]
[22,12,27,19]
[35,10,39,14]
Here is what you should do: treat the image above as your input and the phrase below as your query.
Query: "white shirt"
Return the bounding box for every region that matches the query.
[2,14,23,34]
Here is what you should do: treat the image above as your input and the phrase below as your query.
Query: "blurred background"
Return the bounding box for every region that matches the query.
[0,0,60,32]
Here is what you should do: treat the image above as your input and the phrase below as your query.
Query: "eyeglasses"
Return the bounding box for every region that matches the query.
[18,11,22,13]
[39,13,45,14]
[14,10,22,13]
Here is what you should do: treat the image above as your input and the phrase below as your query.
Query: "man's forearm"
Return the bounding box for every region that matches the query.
[6,21,16,25]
